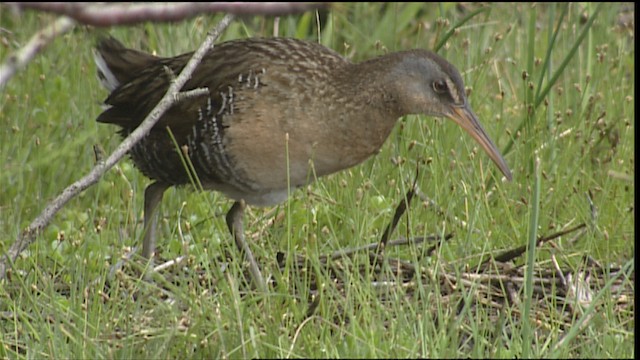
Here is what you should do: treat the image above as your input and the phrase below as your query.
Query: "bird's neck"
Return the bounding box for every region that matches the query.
[310,55,408,171]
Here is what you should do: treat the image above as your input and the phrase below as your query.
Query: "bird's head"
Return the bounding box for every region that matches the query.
[387,51,512,181]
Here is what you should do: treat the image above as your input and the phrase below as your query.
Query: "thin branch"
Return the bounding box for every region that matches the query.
[9,2,329,26]
[485,223,587,265]
[153,256,187,273]
[175,87,210,103]
[376,169,420,254]
[376,185,416,254]
[326,234,453,261]
[0,16,75,89]
[0,14,237,280]
[1,2,326,90]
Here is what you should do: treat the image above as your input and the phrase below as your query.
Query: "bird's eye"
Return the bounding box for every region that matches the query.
[432,80,448,94]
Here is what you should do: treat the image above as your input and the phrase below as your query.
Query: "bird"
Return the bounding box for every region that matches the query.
[93,36,512,261]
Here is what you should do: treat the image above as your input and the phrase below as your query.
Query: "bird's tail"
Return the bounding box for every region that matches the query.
[93,37,158,92]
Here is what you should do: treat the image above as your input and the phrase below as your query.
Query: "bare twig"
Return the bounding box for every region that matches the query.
[0,16,75,89]
[486,223,587,264]
[153,255,187,273]
[326,234,453,261]
[377,185,416,254]
[0,13,237,280]
[377,169,420,254]
[1,2,325,93]
[174,87,211,103]
[550,253,567,288]
[8,2,329,26]
[586,190,598,227]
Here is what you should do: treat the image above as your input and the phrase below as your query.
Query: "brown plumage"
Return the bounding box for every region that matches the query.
[94,36,512,259]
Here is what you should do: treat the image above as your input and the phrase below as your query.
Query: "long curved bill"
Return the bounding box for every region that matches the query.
[447,104,513,181]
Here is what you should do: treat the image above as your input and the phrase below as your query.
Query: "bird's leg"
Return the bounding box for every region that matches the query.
[226,200,267,292]
[142,181,169,260]
[108,182,168,280]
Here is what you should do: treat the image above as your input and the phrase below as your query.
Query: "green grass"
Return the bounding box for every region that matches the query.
[1,3,634,358]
